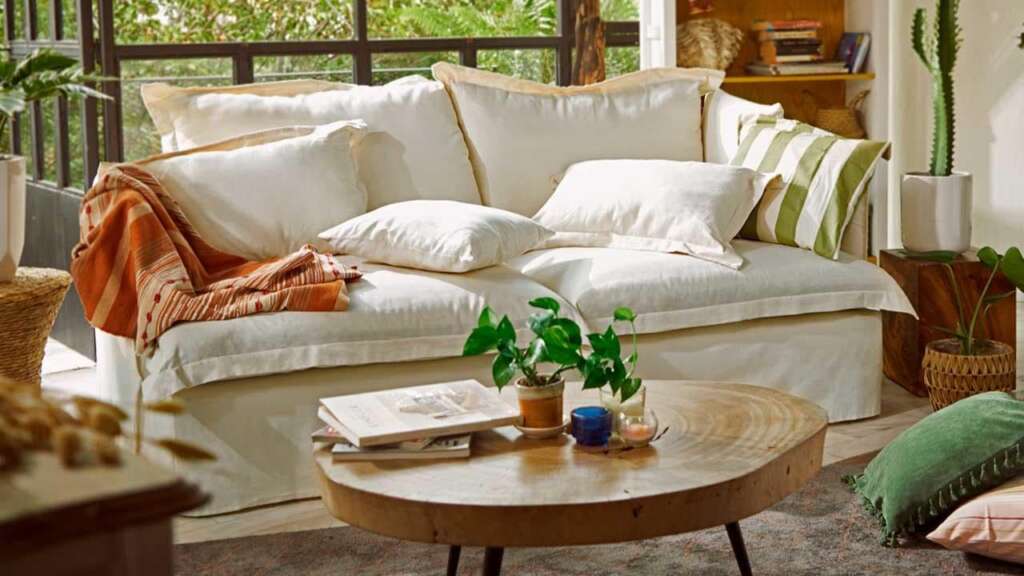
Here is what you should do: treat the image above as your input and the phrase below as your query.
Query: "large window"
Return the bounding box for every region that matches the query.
[3,0,640,181]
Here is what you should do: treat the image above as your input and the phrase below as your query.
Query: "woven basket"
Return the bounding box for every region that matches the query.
[0,268,72,387]
[801,90,869,139]
[922,338,1016,411]
[676,18,744,70]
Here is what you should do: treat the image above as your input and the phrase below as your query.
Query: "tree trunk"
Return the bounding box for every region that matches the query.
[572,0,605,85]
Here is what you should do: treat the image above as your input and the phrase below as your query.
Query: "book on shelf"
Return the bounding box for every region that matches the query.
[746,61,850,76]
[318,379,520,448]
[751,19,822,32]
[757,29,819,42]
[837,32,871,73]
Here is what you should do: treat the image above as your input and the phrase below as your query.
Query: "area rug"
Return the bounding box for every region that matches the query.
[175,453,1024,575]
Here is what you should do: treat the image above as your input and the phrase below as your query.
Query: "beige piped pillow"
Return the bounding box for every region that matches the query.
[432,62,725,218]
[533,159,781,269]
[135,121,367,261]
[140,76,480,210]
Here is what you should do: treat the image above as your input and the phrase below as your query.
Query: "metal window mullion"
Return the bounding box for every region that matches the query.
[232,49,255,84]
[556,0,574,86]
[50,0,70,187]
[353,0,370,85]
[23,0,36,40]
[97,0,123,162]
[4,0,15,43]
[460,42,477,68]
[77,0,99,188]
[28,101,44,180]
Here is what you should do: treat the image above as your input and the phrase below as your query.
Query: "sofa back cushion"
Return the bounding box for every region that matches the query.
[134,121,366,260]
[703,89,783,165]
[433,62,724,217]
[140,77,480,210]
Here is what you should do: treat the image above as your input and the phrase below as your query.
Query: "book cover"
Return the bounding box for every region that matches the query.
[330,434,472,462]
[747,61,849,76]
[852,34,871,73]
[757,30,819,42]
[759,40,823,64]
[319,380,520,447]
[751,19,823,32]
[837,33,864,71]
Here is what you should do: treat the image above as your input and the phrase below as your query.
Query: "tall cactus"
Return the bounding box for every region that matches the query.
[911,0,962,177]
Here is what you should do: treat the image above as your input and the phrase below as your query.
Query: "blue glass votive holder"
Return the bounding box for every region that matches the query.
[570,406,612,448]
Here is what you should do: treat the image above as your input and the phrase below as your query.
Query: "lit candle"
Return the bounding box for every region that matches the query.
[621,422,656,445]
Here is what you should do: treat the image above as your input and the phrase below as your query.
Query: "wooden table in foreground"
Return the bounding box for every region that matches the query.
[0,451,206,576]
[314,380,827,576]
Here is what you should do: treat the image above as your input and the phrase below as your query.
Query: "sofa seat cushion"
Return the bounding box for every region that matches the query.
[507,240,915,334]
[140,261,581,398]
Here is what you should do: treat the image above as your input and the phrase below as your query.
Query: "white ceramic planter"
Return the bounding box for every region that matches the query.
[0,156,26,283]
[900,171,972,253]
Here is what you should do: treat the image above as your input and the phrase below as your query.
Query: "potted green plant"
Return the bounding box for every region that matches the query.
[917,247,1024,410]
[0,49,109,282]
[901,0,972,254]
[462,298,642,429]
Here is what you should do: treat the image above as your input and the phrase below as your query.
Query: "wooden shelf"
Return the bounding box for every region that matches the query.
[723,72,875,85]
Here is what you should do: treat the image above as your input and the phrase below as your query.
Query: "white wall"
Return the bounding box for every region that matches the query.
[890,0,1024,253]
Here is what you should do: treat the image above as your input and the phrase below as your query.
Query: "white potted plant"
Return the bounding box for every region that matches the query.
[0,49,109,282]
[901,0,971,254]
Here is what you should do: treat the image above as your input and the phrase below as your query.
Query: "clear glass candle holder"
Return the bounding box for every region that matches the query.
[599,385,646,431]
[618,409,659,448]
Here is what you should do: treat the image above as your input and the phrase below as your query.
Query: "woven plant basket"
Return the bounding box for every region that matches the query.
[0,267,72,387]
[922,338,1016,411]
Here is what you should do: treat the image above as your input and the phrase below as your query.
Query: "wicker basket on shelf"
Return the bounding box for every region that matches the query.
[0,268,72,387]
[802,90,870,139]
[922,338,1016,411]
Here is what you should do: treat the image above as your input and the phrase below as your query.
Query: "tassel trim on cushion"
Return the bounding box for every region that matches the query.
[843,439,1024,547]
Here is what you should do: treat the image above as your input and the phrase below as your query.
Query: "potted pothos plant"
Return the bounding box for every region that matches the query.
[0,49,109,282]
[915,247,1024,410]
[463,297,641,429]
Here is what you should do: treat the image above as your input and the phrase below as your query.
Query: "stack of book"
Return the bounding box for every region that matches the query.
[748,19,849,76]
[314,379,520,462]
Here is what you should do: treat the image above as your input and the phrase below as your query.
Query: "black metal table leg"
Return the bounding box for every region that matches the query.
[446,545,461,576]
[482,547,504,576]
[725,522,753,576]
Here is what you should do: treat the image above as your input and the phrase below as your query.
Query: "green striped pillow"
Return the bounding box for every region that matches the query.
[730,116,889,259]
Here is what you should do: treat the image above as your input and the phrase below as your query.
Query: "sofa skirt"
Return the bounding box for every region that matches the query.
[96,309,882,516]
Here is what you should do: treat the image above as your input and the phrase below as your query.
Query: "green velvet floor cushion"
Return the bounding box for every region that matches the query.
[845,391,1024,546]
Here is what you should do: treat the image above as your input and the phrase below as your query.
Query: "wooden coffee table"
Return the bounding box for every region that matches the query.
[314,380,827,575]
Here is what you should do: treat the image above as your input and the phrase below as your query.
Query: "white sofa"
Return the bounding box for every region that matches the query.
[97,81,914,515]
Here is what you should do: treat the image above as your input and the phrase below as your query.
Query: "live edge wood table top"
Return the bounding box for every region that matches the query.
[314,380,827,574]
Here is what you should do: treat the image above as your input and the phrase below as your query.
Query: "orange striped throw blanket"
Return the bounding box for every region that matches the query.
[71,165,360,351]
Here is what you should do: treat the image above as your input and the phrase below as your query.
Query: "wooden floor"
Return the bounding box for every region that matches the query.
[38,302,1022,545]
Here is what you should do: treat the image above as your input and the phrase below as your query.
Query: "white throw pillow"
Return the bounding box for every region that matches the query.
[432,62,724,217]
[137,121,366,261]
[319,200,553,273]
[533,160,781,269]
[140,77,480,209]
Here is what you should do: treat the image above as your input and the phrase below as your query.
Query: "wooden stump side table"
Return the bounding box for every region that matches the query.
[881,249,1017,397]
[0,267,72,387]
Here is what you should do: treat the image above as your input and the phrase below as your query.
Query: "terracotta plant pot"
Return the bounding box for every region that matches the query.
[515,377,564,429]
[922,338,1016,411]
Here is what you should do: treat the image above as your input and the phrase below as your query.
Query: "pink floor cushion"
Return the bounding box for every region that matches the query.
[928,473,1024,564]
